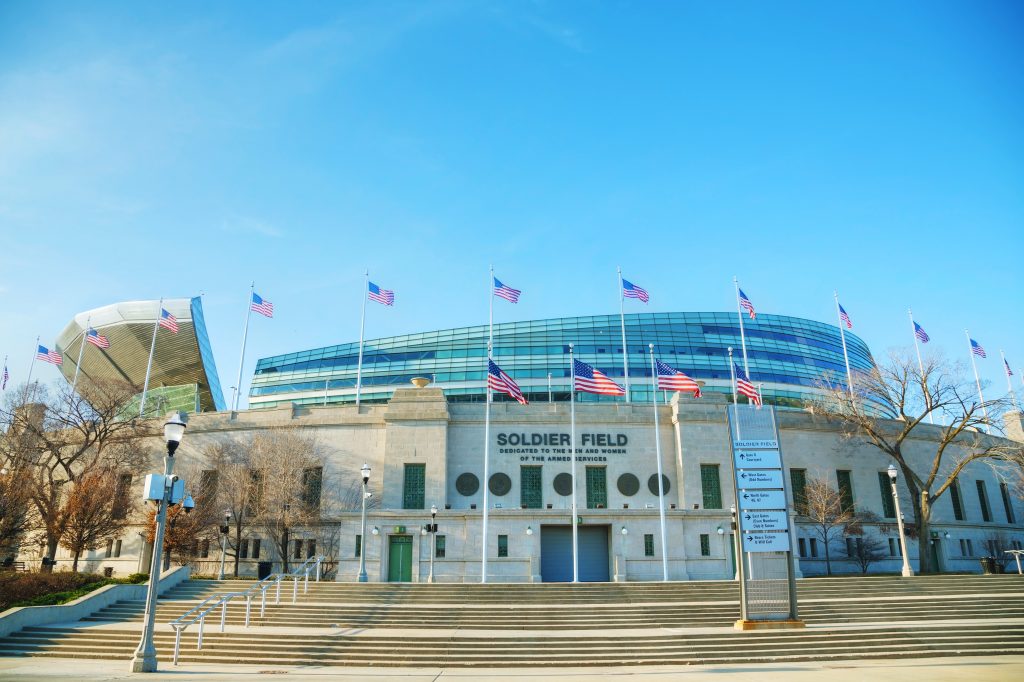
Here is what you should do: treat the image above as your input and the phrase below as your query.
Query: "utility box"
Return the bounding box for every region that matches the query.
[169,478,185,504]
[142,474,165,501]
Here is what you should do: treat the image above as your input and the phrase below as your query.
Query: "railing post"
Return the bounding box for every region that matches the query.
[275,576,282,605]
[304,568,309,594]
[245,594,252,627]
[261,585,267,618]
[292,576,299,603]
[197,615,205,651]
[173,627,182,665]
[316,556,322,582]
[220,598,228,632]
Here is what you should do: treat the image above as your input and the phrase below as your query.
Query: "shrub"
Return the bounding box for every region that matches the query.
[0,571,150,611]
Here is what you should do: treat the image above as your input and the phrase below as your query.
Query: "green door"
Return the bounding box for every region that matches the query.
[387,535,413,582]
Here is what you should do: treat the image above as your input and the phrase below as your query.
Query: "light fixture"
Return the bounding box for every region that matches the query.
[887,463,897,481]
[182,494,195,514]
[716,526,724,535]
[421,527,428,536]
[371,526,379,536]
[431,504,438,517]
[526,526,533,536]
[163,412,188,456]
[944,532,951,539]
[620,526,628,536]
[361,463,370,484]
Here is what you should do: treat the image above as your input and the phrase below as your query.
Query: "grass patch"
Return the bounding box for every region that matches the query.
[0,571,148,612]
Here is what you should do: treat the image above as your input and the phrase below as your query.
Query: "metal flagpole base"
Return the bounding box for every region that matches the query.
[901,566,915,577]
[129,648,158,672]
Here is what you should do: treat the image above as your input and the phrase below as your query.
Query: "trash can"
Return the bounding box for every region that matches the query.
[980,557,996,574]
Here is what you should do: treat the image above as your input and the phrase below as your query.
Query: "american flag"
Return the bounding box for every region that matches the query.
[655,359,701,398]
[914,321,930,344]
[2,365,8,390]
[251,293,274,318]
[970,338,986,358]
[1005,358,1014,378]
[493,277,521,304]
[838,303,852,329]
[368,282,394,306]
[86,328,110,349]
[734,363,761,406]
[622,279,649,303]
[488,359,528,404]
[36,345,62,365]
[738,288,756,319]
[159,309,179,334]
[573,359,625,396]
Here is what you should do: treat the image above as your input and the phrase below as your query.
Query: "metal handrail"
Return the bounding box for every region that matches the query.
[167,555,326,665]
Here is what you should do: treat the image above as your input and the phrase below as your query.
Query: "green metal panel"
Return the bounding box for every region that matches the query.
[950,480,965,520]
[700,533,710,557]
[836,470,854,513]
[520,466,543,509]
[700,464,722,509]
[644,533,654,557]
[403,463,425,509]
[878,471,896,518]
[585,467,607,509]
[790,468,807,514]
[387,535,412,582]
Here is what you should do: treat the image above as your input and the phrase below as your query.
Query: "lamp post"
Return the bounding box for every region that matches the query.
[887,464,914,577]
[130,412,187,673]
[427,505,438,584]
[217,510,231,580]
[357,463,370,582]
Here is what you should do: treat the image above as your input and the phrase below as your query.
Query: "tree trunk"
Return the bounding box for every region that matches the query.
[233,523,242,577]
[42,537,59,573]
[72,550,81,572]
[282,527,289,574]
[917,491,932,574]
[824,534,832,576]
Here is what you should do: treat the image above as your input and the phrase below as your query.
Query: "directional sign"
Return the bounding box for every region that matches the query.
[741,510,789,532]
[743,532,791,553]
[737,489,787,510]
[736,470,784,489]
[734,449,781,469]
[732,439,778,450]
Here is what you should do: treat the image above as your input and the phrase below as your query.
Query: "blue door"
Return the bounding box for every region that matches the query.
[540,525,609,582]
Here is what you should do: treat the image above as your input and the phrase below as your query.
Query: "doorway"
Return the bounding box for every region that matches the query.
[387,535,413,582]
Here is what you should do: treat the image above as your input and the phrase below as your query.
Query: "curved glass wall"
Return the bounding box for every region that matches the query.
[250,312,875,411]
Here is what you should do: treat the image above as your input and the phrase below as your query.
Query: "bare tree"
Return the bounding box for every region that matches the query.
[199,441,254,577]
[814,350,1015,573]
[801,475,861,576]
[846,532,888,574]
[0,380,151,571]
[0,461,30,560]
[60,467,132,571]
[247,430,325,574]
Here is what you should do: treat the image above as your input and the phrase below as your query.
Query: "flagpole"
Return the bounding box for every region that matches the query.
[489,265,494,352]
[481,340,492,584]
[1000,350,1019,412]
[909,309,934,424]
[964,329,988,423]
[355,271,369,408]
[25,336,40,398]
[733,278,751,381]
[728,347,741,442]
[1,355,7,391]
[547,373,552,403]
[617,267,630,403]
[71,317,90,393]
[649,345,669,582]
[833,293,854,399]
[140,300,163,417]
[569,343,579,583]
[230,284,255,412]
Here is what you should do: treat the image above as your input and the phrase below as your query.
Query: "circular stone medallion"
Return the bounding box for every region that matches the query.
[647,474,671,496]
[489,473,512,496]
[617,473,640,496]
[455,472,479,496]
[553,472,573,496]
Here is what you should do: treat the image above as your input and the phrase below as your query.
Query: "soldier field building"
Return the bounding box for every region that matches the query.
[22,297,1024,582]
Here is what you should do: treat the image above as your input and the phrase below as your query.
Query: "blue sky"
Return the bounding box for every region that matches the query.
[1,1,1022,408]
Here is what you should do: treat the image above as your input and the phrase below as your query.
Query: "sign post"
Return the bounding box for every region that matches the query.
[728,404,803,629]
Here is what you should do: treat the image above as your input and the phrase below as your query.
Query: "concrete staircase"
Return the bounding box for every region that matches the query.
[2,575,1023,667]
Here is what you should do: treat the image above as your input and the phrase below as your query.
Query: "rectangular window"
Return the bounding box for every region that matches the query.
[585,466,607,508]
[200,539,210,558]
[644,534,654,557]
[112,473,133,520]
[836,470,854,513]
[355,535,361,558]
[403,463,426,509]
[810,538,819,558]
[435,535,446,559]
[976,480,992,522]
[967,539,974,556]
[240,540,249,559]
[105,539,113,558]
[520,466,543,509]
[114,539,122,558]
[247,469,265,517]
[497,534,508,558]
[790,468,807,514]
[200,469,218,505]
[1000,482,1016,524]
[889,538,897,557]
[701,464,722,510]
[302,467,323,510]
[252,539,261,559]
[878,471,896,518]
[950,479,965,521]
[700,533,711,557]
[846,537,855,556]
[293,539,303,559]
[798,538,807,558]
[306,540,316,559]
[960,539,967,556]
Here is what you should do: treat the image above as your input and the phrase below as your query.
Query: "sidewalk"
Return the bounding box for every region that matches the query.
[1,655,1023,681]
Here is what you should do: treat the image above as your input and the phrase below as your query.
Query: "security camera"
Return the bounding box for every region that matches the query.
[365,492,373,499]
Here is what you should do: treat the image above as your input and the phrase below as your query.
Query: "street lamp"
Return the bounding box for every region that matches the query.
[130,412,187,673]
[357,464,371,582]
[217,510,232,580]
[887,464,915,577]
[427,505,438,584]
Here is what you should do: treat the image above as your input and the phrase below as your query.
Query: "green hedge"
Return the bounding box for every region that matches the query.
[0,571,148,612]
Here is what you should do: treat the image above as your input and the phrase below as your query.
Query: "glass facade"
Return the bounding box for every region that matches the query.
[249,311,876,410]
